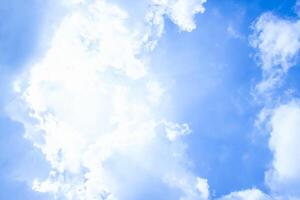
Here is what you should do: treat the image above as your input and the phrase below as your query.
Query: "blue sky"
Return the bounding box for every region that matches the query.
[1,0,300,200]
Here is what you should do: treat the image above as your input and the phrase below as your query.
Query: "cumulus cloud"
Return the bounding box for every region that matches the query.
[244,100,300,200]
[8,0,208,199]
[218,188,271,200]
[265,101,300,198]
[250,13,300,94]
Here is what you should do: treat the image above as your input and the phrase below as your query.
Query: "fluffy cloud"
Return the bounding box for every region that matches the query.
[217,188,271,200]
[251,13,300,94]
[8,0,208,199]
[243,101,300,200]
[265,101,300,198]
[142,0,206,50]
[149,0,206,32]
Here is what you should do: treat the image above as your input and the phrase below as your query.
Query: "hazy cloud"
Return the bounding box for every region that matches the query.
[8,0,208,199]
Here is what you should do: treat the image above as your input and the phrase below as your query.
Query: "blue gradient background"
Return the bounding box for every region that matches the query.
[0,0,299,199]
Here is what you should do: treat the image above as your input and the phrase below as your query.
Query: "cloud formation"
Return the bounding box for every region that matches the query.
[8,0,208,199]
[266,101,300,198]
[216,5,300,200]
[251,12,300,199]
[217,188,271,200]
[221,6,300,200]
[251,13,300,94]
[149,0,206,32]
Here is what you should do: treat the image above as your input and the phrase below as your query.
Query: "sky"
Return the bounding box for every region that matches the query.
[1,0,300,200]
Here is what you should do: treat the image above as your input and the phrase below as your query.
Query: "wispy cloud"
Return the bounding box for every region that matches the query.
[250,13,300,95]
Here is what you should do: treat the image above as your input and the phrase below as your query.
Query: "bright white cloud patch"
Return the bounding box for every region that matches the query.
[8,0,208,199]
[143,0,206,50]
[218,188,271,200]
[266,101,300,198]
[149,0,206,32]
[251,13,300,94]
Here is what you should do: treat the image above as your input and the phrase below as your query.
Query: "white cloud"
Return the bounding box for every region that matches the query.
[8,0,208,199]
[163,121,191,141]
[217,188,271,200]
[265,100,300,198]
[246,100,300,200]
[250,13,300,93]
[251,13,300,72]
[148,0,206,32]
[143,0,206,50]
[196,178,210,200]
[250,8,300,200]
